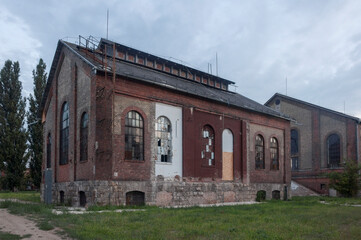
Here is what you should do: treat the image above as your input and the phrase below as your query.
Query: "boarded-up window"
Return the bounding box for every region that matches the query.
[255,135,264,169]
[125,111,144,160]
[80,112,88,162]
[327,134,340,168]
[60,102,69,165]
[270,137,279,170]
[201,125,215,166]
[156,116,172,163]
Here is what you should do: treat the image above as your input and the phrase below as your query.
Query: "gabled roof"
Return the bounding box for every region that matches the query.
[41,38,290,121]
[265,93,360,123]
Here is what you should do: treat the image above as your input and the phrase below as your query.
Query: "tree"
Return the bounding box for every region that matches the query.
[27,59,47,189]
[327,159,361,197]
[0,60,28,191]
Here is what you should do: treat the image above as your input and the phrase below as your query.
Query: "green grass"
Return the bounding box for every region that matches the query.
[0,231,31,240]
[0,194,361,240]
[0,191,40,203]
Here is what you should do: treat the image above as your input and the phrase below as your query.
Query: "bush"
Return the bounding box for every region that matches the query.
[256,190,266,202]
[327,159,361,197]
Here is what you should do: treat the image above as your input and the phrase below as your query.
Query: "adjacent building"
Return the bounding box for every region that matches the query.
[266,93,361,194]
[40,37,291,207]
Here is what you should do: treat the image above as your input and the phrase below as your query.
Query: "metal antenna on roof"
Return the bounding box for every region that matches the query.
[106,9,109,39]
[216,52,218,76]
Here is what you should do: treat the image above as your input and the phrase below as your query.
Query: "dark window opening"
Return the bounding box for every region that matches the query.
[201,125,215,166]
[270,137,279,170]
[125,111,144,160]
[255,135,264,169]
[79,191,86,207]
[80,112,89,162]
[60,102,69,165]
[320,184,326,190]
[156,116,172,163]
[292,157,299,170]
[46,133,51,168]
[327,134,340,168]
[272,190,280,200]
[126,191,145,206]
[60,191,64,204]
[291,129,298,155]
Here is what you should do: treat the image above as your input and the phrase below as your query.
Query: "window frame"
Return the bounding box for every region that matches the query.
[155,116,172,163]
[327,133,341,168]
[255,134,265,169]
[270,137,279,170]
[201,125,215,167]
[80,112,89,162]
[291,129,299,170]
[124,110,144,161]
[59,102,69,165]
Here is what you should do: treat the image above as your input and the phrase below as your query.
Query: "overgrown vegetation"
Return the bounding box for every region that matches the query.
[1,192,361,240]
[0,191,40,203]
[27,59,47,189]
[327,159,361,197]
[0,60,28,191]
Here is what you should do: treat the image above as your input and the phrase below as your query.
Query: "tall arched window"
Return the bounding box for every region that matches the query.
[327,134,340,168]
[270,137,279,170]
[60,102,69,165]
[156,116,172,163]
[46,133,51,168]
[291,129,299,170]
[80,112,89,162]
[255,135,264,169]
[201,125,215,166]
[125,111,144,160]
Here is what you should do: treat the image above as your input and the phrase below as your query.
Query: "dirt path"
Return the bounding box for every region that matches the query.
[0,209,66,239]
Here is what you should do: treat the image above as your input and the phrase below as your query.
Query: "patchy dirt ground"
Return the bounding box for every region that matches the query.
[0,209,66,239]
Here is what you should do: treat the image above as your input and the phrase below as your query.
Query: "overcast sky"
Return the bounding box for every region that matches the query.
[1,0,360,118]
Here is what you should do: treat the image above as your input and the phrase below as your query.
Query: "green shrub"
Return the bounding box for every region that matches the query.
[327,159,361,197]
[256,190,266,202]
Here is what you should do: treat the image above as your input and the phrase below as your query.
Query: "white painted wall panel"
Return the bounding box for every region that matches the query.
[155,103,182,178]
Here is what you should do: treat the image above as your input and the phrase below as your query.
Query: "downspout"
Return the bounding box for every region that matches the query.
[356,122,360,164]
[73,64,78,181]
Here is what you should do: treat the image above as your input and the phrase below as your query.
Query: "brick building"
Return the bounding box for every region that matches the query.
[266,93,361,194]
[40,37,291,207]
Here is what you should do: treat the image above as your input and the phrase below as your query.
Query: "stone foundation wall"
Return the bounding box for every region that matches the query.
[41,180,289,207]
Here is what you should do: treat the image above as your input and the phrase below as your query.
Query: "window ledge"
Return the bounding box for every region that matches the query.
[156,162,172,165]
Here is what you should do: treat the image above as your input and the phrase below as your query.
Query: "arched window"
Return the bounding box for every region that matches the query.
[60,102,69,165]
[80,112,89,162]
[201,125,215,166]
[327,134,340,168]
[255,135,264,169]
[156,116,172,162]
[291,129,299,170]
[46,133,51,168]
[270,137,279,170]
[125,111,144,160]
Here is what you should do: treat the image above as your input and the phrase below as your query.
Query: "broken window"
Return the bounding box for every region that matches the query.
[327,134,340,168]
[255,134,264,169]
[270,137,279,170]
[125,111,144,160]
[156,116,172,163]
[201,125,215,166]
[291,129,299,170]
[60,102,69,165]
[126,191,145,206]
[80,112,89,162]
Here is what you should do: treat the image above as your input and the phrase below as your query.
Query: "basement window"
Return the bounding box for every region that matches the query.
[156,116,172,163]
